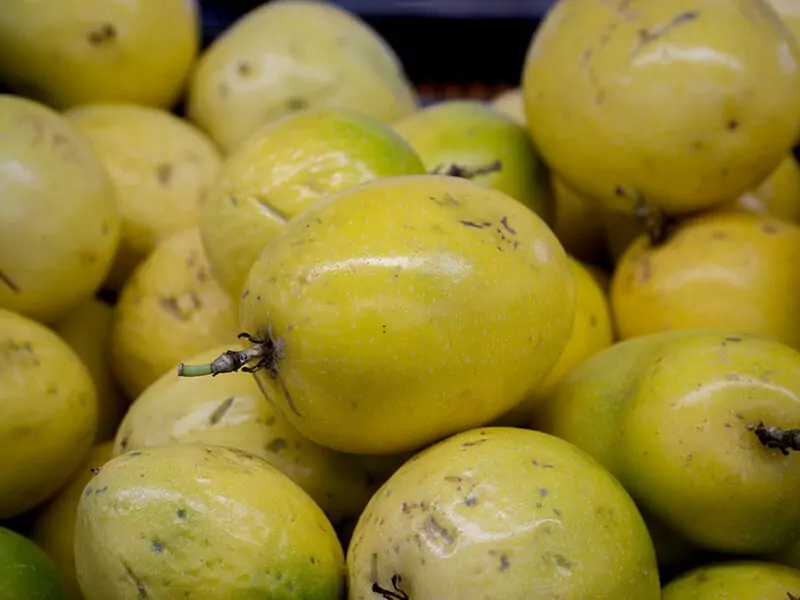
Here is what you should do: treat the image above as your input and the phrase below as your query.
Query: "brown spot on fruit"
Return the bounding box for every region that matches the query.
[0,268,20,293]
[265,438,287,453]
[727,119,739,131]
[156,163,173,185]
[87,23,117,45]
[208,397,235,425]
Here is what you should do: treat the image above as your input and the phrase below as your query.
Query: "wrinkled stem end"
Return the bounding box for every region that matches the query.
[176,333,271,379]
[432,160,503,180]
[751,421,800,456]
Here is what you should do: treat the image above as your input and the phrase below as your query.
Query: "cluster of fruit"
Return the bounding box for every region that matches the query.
[3,0,800,598]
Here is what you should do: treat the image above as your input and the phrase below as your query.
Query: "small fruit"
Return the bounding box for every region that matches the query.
[110,227,237,400]
[523,0,800,215]
[200,107,425,298]
[52,298,126,442]
[66,104,223,290]
[0,0,200,109]
[222,174,575,454]
[0,526,67,600]
[489,87,525,125]
[75,444,345,600]
[347,427,660,600]
[393,100,553,221]
[0,308,97,519]
[661,560,800,600]
[31,442,114,600]
[0,95,121,323]
[537,330,800,554]
[187,0,418,153]
[115,344,405,528]
[611,212,800,349]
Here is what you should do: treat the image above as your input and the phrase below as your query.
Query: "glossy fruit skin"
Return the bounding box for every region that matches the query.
[110,227,237,400]
[536,330,800,554]
[661,560,800,600]
[75,444,344,600]
[0,526,67,600]
[0,308,98,519]
[187,0,419,153]
[496,257,613,426]
[31,442,114,600]
[347,427,660,600]
[0,0,199,109]
[611,212,800,349]
[239,174,576,454]
[52,299,126,442]
[114,344,406,528]
[523,0,800,215]
[393,100,553,222]
[0,95,121,323]
[66,104,223,290]
[200,107,425,299]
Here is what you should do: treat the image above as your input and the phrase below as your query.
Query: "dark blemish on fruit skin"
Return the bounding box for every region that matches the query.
[430,193,460,207]
[156,163,173,185]
[176,508,187,519]
[265,438,288,453]
[208,397,235,425]
[122,561,148,599]
[236,61,253,76]
[635,11,699,52]
[762,222,779,235]
[84,486,93,497]
[462,439,488,447]
[531,459,554,469]
[727,120,739,131]
[553,553,572,570]
[538,488,549,497]
[500,216,516,235]
[87,23,117,45]
[286,97,309,111]
[119,437,129,451]
[0,268,20,293]
[241,289,250,299]
[499,554,511,571]
[460,220,491,229]
[464,496,478,507]
[423,515,455,545]
[151,539,164,553]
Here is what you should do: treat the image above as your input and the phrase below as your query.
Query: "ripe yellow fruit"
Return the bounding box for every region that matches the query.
[0,0,199,109]
[523,0,800,215]
[490,87,526,125]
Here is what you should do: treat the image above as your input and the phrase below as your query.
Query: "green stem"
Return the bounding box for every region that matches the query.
[177,363,214,377]
[176,339,267,378]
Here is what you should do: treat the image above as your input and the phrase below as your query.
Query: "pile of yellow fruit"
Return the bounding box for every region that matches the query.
[4,0,800,598]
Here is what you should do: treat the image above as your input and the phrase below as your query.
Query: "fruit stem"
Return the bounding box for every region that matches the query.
[177,332,276,378]
[751,421,800,456]
[431,160,503,179]
[615,185,674,246]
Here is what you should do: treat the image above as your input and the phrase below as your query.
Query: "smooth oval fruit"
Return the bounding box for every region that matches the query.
[187,0,418,153]
[31,442,114,600]
[347,427,660,600]
[52,299,126,442]
[496,257,613,426]
[201,107,425,298]
[0,0,199,109]
[536,330,800,553]
[523,0,800,215]
[393,100,553,221]
[611,212,800,349]
[110,227,237,399]
[551,174,607,263]
[0,309,97,519]
[662,560,800,600]
[66,104,223,290]
[489,87,525,125]
[717,152,800,222]
[0,95,121,323]
[115,344,405,528]
[0,526,67,600]
[766,0,800,134]
[75,444,345,600]
[238,174,576,454]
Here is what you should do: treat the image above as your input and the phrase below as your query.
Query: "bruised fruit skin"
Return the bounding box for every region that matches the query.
[496,257,613,426]
[238,174,576,454]
[523,0,800,215]
[32,442,114,600]
[66,104,223,290]
[115,344,406,527]
[110,227,237,399]
[393,100,553,222]
[0,309,98,519]
[536,330,800,554]
[75,444,345,600]
[0,526,67,600]
[0,0,199,110]
[611,212,800,349]
[52,299,126,442]
[347,427,660,600]
[661,560,800,600]
[201,107,425,299]
[187,0,419,153]
[0,95,121,323]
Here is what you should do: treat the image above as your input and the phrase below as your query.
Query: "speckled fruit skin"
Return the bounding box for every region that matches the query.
[661,560,800,600]
[75,444,345,600]
[239,174,576,455]
[0,95,121,323]
[200,107,425,299]
[346,427,660,600]
[0,308,98,520]
[523,0,800,216]
[537,330,800,554]
[187,0,419,153]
